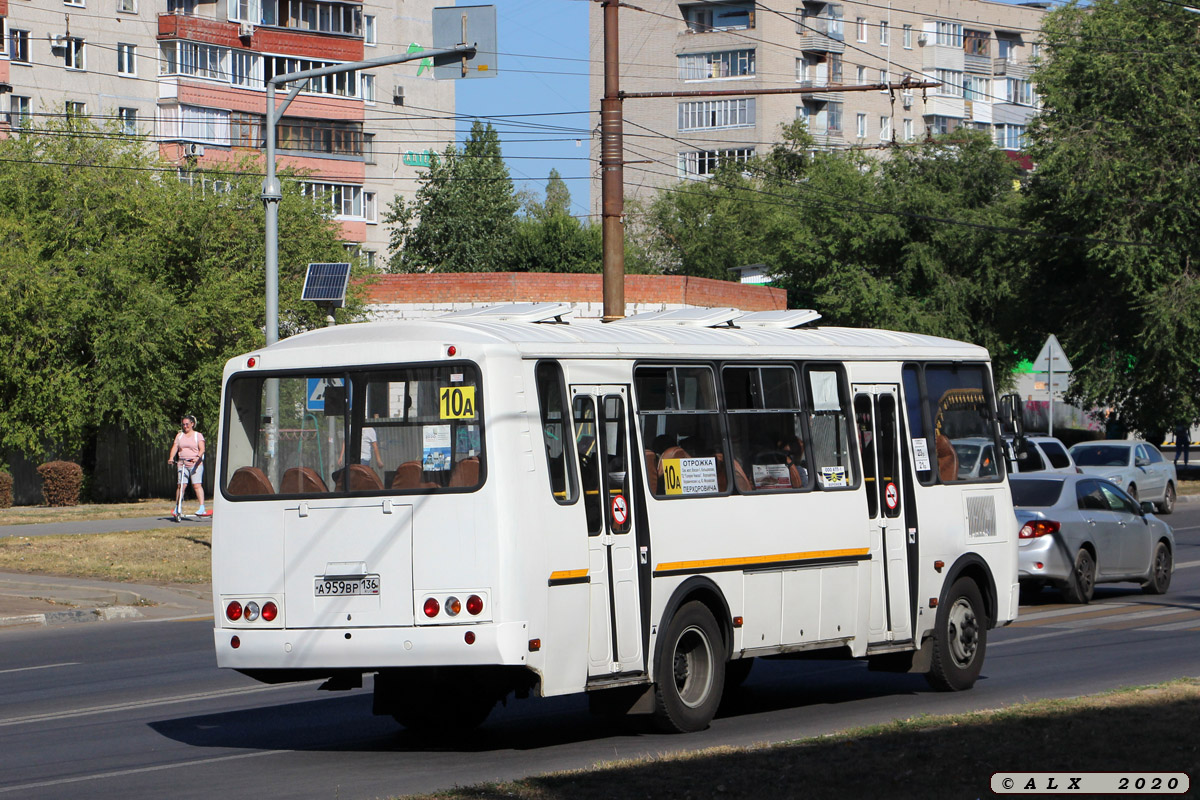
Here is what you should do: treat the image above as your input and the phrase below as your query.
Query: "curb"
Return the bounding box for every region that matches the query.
[0,604,145,629]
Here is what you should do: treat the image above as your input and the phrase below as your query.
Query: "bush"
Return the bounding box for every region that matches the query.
[0,472,11,509]
[36,461,83,507]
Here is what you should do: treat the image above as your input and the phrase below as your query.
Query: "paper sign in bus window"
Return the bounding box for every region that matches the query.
[819,465,848,488]
[753,463,791,489]
[439,385,476,419]
[662,457,719,495]
[912,438,931,472]
[423,425,452,471]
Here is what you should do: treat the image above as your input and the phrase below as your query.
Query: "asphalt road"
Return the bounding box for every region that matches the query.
[1,503,1198,800]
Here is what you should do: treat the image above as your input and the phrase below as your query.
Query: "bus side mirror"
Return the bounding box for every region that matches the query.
[999,393,1023,438]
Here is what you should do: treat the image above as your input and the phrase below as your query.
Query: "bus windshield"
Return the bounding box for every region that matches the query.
[221,364,484,498]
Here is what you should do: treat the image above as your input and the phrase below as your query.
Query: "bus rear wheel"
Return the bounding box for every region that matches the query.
[652,601,725,733]
[926,577,987,692]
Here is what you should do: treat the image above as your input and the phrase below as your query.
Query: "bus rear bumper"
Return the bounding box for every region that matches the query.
[214,621,531,671]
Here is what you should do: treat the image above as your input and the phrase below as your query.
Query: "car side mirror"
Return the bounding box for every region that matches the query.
[999,393,1023,438]
[1135,457,1150,468]
[1140,501,1155,514]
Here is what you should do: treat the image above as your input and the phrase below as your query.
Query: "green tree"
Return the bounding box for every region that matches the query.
[543,168,572,216]
[1024,0,1200,434]
[385,120,519,272]
[0,116,347,461]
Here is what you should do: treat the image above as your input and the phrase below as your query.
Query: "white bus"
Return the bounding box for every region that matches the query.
[213,304,1019,733]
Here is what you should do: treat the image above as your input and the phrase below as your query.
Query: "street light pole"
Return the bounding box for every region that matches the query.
[261,45,475,346]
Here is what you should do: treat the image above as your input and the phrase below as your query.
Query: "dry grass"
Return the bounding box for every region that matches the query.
[1178,479,1200,496]
[0,528,211,584]
[406,680,1200,800]
[0,499,177,526]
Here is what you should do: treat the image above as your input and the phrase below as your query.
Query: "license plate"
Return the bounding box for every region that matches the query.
[314,575,380,597]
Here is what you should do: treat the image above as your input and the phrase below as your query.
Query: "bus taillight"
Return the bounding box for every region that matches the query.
[466,595,484,615]
[226,601,243,621]
[423,597,440,618]
[261,601,278,622]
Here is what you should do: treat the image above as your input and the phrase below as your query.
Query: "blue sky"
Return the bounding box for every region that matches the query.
[454,0,594,217]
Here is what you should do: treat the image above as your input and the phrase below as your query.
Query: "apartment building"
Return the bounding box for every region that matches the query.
[0,0,456,264]
[589,0,1046,203]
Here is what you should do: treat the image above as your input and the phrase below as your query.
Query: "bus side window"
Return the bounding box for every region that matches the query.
[923,363,999,485]
[635,365,727,498]
[902,364,934,485]
[803,366,858,490]
[535,361,578,505]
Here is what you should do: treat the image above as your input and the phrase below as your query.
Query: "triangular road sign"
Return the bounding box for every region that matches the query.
[1032,334,1073,373]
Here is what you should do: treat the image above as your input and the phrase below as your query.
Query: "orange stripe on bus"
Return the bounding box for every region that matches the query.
[549,569,589,582]
[655,548,869,573]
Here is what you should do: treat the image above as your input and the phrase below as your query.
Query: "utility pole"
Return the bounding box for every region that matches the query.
[600,0,624,322]
[596,1,935,321]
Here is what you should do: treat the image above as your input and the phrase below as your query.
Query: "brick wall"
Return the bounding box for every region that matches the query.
[361,273,787,318]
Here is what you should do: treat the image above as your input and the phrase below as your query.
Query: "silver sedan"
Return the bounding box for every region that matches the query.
[1011,474,1175,603]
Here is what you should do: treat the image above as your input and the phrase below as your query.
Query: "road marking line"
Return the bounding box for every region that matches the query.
[1046,607,1195,630]
[0,750,282,794]
[0,681,321,728]
[1175,559,1200,569]
[1015,602,1136,622]
[1142,618,1200,632]
[0,662,80,675]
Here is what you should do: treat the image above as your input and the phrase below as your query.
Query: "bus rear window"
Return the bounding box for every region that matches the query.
[222,364,484,499]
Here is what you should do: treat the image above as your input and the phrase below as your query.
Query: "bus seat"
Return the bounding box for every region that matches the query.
[391,461,427,490]
[227,466,274,496]
[659,445,689,464]
[281,467,327,494]
[347,464,383,492]
[731,459,752,492]
[644,449,660,493]
[449,456,480,487]
[935,434,958,483]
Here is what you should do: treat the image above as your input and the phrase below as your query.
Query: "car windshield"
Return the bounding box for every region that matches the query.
[1070,445,1130,467]
[1010,478,1064,507]
[952,442,981,467]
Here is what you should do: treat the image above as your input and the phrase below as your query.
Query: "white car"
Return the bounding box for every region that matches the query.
[1068,440,1178,514]
[950,435,1077,480]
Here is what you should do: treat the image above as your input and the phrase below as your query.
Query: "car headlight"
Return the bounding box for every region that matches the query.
[1107,475,1123,485]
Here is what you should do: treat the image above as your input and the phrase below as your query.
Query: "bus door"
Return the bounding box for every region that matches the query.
[854,385,912,642]
[570,386,644,677]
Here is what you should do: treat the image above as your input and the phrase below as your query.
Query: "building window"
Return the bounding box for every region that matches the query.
[678,98,755,131]
[995,123,1026,150]
[158,104,232,145]
[964,29,989,56]
[363,132,376,164]
[964,75,990,102]
[230,0,261,23]
[277,117,363,156]
[879,115,890,141]
[827,101,842,133]
[264,55,357,97]
[230,111,263,146]
[160,41,226,80]
[935,69,963,97]
[683,2,754,33]
[927,115,958,136]
[797,52,840,85]
[903,117,913,140]
[364,14,376,45]
[1006,77,1035,106]
[856,65,865,85]
[679,49,756,80]
[879,68,888,92]
[903,24,912,49]
[231,51,262,87]
[856,17,866,41]
[262,0,364,35]
[879,20,888,45]
[66,101,86,122]
[117,43,136,75]
[936,22,962,47]
[118,107,138,135]
[799,3,843,40]
[117,0,137,12]
[678,147,754,178]
[9,29,29,63]
[9,96,31,129]
[361,73,376,103]
[64,37,86,70]
[856,112,866,138]
[997,36,1018,62]
[168,0,197,13]
[64,0,85,8]
[364,191,377,223]
[302,181,364,219]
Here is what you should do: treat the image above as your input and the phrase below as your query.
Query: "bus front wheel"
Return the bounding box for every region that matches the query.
[652,601,725,733]
[926,577,987,692]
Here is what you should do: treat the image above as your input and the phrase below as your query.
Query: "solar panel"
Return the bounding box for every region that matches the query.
[301,262,351,306]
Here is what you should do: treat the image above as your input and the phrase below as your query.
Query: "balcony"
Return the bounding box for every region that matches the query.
[993,58,1033,78]
[798,34,845,54]
[158,12,363,62]
[963,53,991,74]
[797,81,843,103]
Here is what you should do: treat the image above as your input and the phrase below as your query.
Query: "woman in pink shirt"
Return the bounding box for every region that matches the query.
[168,415,208,520]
